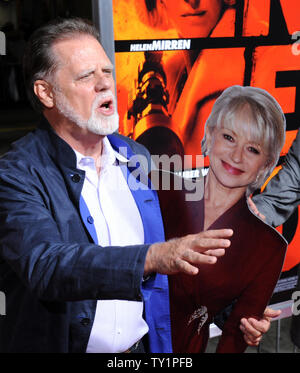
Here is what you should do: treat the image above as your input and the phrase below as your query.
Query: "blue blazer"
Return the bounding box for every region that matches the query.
[0,119,172,353]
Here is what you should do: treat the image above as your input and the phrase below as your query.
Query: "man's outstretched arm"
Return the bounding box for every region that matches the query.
[144,229,233,276]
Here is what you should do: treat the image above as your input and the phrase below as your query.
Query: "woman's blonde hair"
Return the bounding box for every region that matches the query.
[201,85,286,194]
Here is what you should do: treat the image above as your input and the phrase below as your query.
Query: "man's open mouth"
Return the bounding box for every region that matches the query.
[97,96,114,116]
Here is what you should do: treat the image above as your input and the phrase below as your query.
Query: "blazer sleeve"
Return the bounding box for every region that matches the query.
[216,234,286,353]
[0,164,148,303]
[253,129,300,227]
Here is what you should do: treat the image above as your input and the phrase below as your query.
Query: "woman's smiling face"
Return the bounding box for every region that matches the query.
[206,123,269,193]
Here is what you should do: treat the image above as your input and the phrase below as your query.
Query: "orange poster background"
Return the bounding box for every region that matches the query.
[113,0,300,272]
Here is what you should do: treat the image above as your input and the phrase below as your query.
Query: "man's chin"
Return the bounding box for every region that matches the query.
[89,127,118,136]
[87,122,119,136]
[83,114,119,136]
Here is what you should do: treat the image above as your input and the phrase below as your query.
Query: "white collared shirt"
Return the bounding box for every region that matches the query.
[74,137,148,353]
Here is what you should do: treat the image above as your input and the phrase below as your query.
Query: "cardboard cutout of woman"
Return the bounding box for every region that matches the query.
[154,85,287,352]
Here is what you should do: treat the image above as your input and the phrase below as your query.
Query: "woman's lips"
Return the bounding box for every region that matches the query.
[181,10,207,17]
[221,161,244,176]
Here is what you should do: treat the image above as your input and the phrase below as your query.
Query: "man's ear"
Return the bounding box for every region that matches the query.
[33,80,55,109]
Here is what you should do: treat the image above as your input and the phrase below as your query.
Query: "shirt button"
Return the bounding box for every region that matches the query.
[71,174,81,183]
[87,216,94,224]
[81,318,90,326]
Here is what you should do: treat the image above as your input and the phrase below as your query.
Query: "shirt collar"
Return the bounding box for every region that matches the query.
[73,136,129,171]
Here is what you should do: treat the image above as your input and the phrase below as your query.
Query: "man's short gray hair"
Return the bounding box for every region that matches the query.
[23,17,100,113]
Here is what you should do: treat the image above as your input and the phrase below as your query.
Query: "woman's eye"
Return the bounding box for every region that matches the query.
[223,134,233,142]
[248,146,260,154]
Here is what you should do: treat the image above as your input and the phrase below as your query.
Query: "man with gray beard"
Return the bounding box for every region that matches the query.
[0,17,274,353]
[54,86,119,137]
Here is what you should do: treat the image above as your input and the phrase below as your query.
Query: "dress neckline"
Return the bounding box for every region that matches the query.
[201,177,247,231]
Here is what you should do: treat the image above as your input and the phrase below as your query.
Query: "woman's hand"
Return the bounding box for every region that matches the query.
[240,307,281,346]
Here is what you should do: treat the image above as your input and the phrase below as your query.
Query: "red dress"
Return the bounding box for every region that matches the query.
[156,173,287,353]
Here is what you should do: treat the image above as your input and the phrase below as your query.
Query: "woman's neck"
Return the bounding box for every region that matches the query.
[203,171,246,231]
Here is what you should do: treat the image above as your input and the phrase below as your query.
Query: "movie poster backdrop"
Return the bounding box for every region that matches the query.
[112,0,300,301]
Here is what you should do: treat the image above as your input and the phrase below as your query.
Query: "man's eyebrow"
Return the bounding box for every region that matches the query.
[75,65,114,79]
[75,68,95,79]
[103,64,114,71]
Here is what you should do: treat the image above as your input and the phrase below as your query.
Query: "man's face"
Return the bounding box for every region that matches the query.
[51,35,118,135]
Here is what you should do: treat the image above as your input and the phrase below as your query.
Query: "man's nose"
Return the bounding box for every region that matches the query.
[95,74,112,92]
[185,0,200,9]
